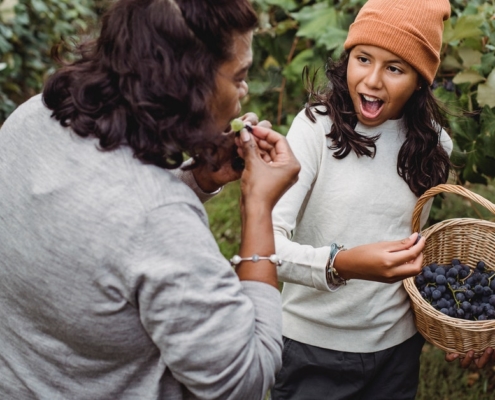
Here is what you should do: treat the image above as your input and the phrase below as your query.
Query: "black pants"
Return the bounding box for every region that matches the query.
[270,333,425,400]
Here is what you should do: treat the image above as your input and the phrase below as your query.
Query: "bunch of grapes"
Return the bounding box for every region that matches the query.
[414,259,495,321]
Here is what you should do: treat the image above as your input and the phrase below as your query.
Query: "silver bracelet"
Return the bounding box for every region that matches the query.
[230,254,282,266]
[326,243,348,286]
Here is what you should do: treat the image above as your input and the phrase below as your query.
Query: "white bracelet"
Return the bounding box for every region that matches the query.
[230,254,282,266]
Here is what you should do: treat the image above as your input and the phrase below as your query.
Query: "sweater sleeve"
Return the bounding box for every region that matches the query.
[272,111,336,292]
[129,201,282,400]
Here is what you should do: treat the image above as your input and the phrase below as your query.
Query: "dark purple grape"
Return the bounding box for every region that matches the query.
[476,261,486,272]
[415,275,425,286]
[459,269,469,279]
[444,80,455,92]
[455,292,466,302]
[447,268,458,278]
[465,290,475,300]
[432,290,442,300]
[461,301,472,312]
[423,270,434,282]
[436,275,447,285]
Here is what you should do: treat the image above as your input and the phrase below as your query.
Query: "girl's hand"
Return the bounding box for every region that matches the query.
[237,125,300,212]
[445,348,495,369]
[334,233,425,283]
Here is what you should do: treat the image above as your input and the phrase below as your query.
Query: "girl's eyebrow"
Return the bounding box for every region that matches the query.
[358,49,405,65]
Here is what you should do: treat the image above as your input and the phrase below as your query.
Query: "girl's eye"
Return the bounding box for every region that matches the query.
[357,56,369,64]
[388,66,402,74]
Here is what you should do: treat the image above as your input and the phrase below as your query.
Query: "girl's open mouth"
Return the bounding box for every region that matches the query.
[359,94,384,119]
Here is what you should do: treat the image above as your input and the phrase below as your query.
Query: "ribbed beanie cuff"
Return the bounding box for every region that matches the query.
[344,0,451,84]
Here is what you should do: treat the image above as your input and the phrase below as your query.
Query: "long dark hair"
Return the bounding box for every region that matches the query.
[304,52,451,197]
[43,0,257,169]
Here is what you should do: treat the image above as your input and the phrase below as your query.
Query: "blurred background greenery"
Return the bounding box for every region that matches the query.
[1,0,495,398]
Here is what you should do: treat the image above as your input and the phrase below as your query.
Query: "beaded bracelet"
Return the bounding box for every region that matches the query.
[230,254,282,266]
[325,243,348,286]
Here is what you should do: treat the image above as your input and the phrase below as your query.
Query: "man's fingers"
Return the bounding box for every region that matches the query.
[257,120,272,129]
[445,353,459,362]
[239,128,261,167]
[474,348,494,368]
[460,351,474,368]
[241,112,259,125]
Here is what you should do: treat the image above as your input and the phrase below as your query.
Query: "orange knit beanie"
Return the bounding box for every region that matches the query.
[344,0,451,84]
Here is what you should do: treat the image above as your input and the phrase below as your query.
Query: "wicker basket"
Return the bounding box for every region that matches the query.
[403,184,495,356]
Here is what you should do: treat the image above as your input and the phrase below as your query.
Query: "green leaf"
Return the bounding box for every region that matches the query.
[458,47,482,69]
[444,15,484,44]
[441,55,462,71]
[283,48,321,84]
[462,150,488,185]
[316,26,348,52]
[480,53,495,76]
[479,106,495,159]
[477,69,495,108]
[452,70,485,85]
[262,0,298,11]
[292,5,338,41]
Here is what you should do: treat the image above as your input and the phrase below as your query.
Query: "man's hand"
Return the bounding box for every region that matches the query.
[445,347,495,369]
[192,113,271,193]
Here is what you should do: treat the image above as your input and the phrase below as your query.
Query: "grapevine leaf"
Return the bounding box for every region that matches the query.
[458,47,482,69]
[477,69,495,108]
[479,106,495,159]
[452,70,485,85]
[449,15,485,43]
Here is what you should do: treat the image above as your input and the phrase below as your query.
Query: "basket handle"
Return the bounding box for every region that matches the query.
[411,184,495,233]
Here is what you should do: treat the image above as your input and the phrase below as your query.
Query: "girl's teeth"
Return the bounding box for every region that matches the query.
[363,95,379,102]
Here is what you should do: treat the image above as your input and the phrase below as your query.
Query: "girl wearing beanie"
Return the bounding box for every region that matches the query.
[271,0,494,399]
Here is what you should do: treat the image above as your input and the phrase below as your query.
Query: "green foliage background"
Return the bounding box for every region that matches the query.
[1,1,495,397]
[1,0,494,187]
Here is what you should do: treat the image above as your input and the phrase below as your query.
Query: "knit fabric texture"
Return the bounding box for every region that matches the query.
[344,0,451,84]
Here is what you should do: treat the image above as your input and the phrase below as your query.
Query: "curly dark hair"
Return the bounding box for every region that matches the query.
[304,51,452,197]
[43,0,257,169]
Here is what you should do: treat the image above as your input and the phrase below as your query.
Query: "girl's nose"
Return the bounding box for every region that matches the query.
[364,67,383,90]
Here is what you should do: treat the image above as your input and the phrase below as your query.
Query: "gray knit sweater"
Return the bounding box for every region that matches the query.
[0,95,282,400]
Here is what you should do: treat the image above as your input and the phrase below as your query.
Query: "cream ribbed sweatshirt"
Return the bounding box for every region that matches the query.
[273,109,452,352]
